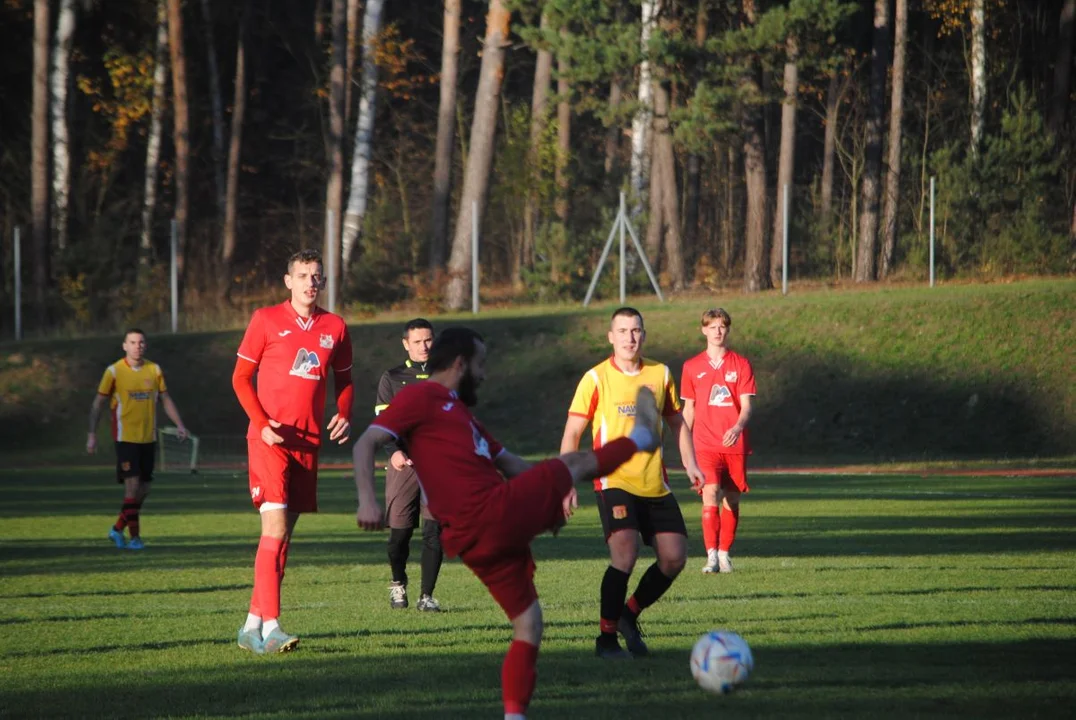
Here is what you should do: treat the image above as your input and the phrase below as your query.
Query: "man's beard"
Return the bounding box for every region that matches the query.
[459,367,479,407]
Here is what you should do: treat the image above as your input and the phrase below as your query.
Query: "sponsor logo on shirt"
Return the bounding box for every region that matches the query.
[128,391,152,401]
[725,371,738,382]
[696,371,707,379]
[251,486,262,500]
[320,333,334,349]
[708,384,733,407]
[617,403,637,417]
[289,348,322,380]
[442,402,454,412]
[278,330,292,337]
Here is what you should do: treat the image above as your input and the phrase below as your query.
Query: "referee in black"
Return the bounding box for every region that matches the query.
[376,318,444,611]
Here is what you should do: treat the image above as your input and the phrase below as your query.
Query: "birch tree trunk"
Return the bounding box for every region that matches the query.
[430,0,461,272]
[521,9,552,281]
[855,0,889,283]
[199,0,226,221]
[167,0,191,280]
[324,0,346,295]
[741,0,770,293]
[341,0,385,271]
[969,0,986,157]
[769,34,798,288]
[50,0,77,254]
[32,0,50,326]
[629,0,658,216]
[221,0,250,293]
[1051,0,1074,134]
[879,0,908,279]
[444,0,511,310]
[141,0,169,275]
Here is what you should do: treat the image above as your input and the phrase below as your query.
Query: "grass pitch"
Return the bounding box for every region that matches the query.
[1,468,1074,719]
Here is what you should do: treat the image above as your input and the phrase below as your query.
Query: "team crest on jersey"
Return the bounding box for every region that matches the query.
[289,348,322,380]
[320,333,334,349]
[708,384,733,406]
[725,371,738,382]
[612,505,628,519]
[471,423,492,460]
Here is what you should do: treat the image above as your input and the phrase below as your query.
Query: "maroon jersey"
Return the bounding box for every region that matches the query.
[370,381,506,554]
[680,350,757,454]
[236,301,352,448]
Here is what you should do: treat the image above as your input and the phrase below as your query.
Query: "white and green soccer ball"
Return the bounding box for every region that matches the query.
[690,630,754,694]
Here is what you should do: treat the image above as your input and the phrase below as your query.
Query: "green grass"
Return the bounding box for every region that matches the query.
[2,278,1074,467]
[2,468,1075,719]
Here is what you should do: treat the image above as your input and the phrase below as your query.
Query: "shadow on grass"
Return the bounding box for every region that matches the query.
[1,639,1073,719]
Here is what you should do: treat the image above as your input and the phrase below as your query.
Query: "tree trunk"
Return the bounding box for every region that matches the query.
[341,0,385,271]
[653,76,683,290]
[969,0,986,157]
[820,66,840,220]
[141,0,169,277]
[855,0,889,283]
[741,0,769,293]
[221,0,250,294]
[324,0,346,299]
[444,0,511,310]
[604,77,621,175]
[1051,0,1074,133]
[629,0,658,216]
[683,0,709,265]
[879,0,907,279]
[32,0,50,327]
[167,0,190,281]
[521,9,552,282]
[724,143,740,275]
[552,30,571,282]
[50,0,76,254]
[645,132,663,264]
[345,0,361,127]
[769,34,798,288]
[430,0,462,272]
[199,0,226,223]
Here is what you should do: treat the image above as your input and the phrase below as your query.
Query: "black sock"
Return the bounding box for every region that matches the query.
[628,562,675,613]
[600,566,631,637]
[419,520,443,597]
[387,527,413,585]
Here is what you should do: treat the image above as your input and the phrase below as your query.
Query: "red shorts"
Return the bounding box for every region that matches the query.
[247,439,319,513]
[696,448,750,493]
[455,458,573,620]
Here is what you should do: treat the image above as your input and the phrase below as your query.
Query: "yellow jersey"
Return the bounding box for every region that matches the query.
[97,359,167,444]
[567,356,682,497]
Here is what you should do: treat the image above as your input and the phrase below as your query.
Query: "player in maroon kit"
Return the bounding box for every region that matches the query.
[352,328,662,720]
[232,249,354,654]
[680,308,756,574]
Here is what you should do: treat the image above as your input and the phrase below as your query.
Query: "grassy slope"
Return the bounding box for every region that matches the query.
[1,468,1074,719]
[1,279,1073,467]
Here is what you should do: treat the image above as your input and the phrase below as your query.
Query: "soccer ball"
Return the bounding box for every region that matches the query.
[690,630,753,694]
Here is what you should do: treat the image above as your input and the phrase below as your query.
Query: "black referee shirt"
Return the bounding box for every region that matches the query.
[374,359,430,456]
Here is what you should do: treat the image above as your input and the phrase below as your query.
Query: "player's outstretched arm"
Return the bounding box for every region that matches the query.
[353,426,391,530]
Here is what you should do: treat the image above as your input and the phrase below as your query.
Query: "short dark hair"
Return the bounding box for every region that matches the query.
[610,306,644,327]
[427,327,484,373]
[287,248,323,274]
[402,318,433,338]
[123,327,146,341]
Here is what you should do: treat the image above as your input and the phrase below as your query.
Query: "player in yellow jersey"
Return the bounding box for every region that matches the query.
[560,307,704,659]
[87,328,188,550]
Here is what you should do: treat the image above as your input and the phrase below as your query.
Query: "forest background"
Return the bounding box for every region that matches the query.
[0,0,1073,336]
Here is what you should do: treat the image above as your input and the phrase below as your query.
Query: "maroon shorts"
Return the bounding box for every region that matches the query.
[696,448,750,493]
[455,458,573,620]
[247,439,319,513]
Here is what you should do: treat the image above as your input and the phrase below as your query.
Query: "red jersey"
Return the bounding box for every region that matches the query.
[236,301,353,448]
[370,381,506,554]
[680,350,756,454]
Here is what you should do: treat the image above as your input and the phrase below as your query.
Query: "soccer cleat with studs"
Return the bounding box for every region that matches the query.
[702,549,720,574]
[127,537,145,550]
[594,634,633,660]
[618,612,649,657]
[237,626,264,654]
[108,528,127,549]
[416,594,442,612]
[718,554,734,574]
[262,626,299,654]
[389,581,408,609]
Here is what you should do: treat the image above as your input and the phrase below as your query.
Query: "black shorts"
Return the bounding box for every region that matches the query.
[595,487,687,546]
[116,442,155,483]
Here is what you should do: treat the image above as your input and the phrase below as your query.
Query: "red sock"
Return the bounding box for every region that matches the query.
[278,538,291,595]
[126,500,143,538]
[114,497,137,532]
[594,437,638,477]
[502,639,539,716]
[718,505,739,552]
[626,596,641,616]
[702,505,720,552]
[250,536,284,620]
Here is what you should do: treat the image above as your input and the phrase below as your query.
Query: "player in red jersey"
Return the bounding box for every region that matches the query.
[680,308,756,574]
[352,328,662,720]
[231,249,354,654]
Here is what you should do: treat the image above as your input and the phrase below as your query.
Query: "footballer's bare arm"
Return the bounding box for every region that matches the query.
[494,450,533,479]
[353,426,393,530]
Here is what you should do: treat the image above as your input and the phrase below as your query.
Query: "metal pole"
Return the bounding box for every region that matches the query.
[622,212,665,302]
[170,218,178,333]
[13,226,21,341]
[929,176,935,288]
[782,183,790,296]
[619,191,626,303]
[471,200,478,314]
[325,210,336,313]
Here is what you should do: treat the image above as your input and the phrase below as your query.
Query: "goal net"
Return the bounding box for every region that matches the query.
[158,428,251,474]
[158,426,199,473]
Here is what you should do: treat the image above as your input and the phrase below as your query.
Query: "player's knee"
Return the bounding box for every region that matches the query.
[661,552,687,577]
[387,527,413,562]
[721,492,741,511]
[511,601,543,645]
